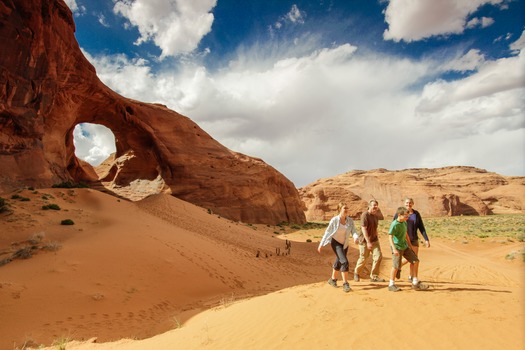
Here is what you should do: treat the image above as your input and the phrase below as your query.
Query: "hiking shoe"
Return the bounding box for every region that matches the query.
[354,274,360,282]
[343,282,351,293]
[396,269,401,279]
[328,278,337,288]
[370,276,386,282]
[412,282,429,291]
[388,285,401,292]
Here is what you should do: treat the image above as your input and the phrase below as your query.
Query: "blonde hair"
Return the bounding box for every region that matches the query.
[404,197,414,204]
[337,202,347,213]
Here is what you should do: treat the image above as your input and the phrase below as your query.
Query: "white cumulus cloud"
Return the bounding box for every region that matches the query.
[383,0,505,42]
[113,0,216,59]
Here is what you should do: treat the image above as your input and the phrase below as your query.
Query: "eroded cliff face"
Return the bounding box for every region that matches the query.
[0,0,305,224]
[299,167,525,220]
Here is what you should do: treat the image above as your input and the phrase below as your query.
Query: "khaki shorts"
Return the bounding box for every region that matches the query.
[391,247,419,269]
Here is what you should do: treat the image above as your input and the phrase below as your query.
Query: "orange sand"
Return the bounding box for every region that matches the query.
[0,188,523,350]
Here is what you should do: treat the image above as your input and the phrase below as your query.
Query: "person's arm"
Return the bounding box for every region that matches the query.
[362,226,373,249]
[407,232,415,250]
[389,234,399,256]
[417,211,430,247]
[349,219,359,243]
[318,218,335,253]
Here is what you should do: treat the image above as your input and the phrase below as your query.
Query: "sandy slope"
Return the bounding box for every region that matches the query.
[0,188,523,350]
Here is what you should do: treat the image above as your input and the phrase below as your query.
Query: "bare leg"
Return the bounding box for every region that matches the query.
[410,246,420,278]
[341,271,348,284]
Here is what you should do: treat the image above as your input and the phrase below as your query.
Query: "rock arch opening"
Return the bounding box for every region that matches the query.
[73,123,116,168]
[68,122,170,201]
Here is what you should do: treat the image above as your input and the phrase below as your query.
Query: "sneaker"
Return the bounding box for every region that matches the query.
[342,282,351,293]
[354,274,360,282]
[328,278,337,288]
[408,276,413,282]
[388,285,401,292]
[370,276,386,282]
[396,269,401,279]
[412,282,429,291]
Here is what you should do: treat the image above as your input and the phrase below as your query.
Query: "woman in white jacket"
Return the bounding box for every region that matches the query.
[317,202,358,293]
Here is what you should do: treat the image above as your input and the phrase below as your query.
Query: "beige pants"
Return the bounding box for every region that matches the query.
[354,240,383,278]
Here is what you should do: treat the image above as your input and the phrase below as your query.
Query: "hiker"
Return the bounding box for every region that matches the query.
[393,197,430,281]
[388,206,428,291]
[354,199,385,282]
[318,202,358,293]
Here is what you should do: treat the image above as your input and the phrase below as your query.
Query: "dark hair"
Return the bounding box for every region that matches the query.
[368,199,378,207]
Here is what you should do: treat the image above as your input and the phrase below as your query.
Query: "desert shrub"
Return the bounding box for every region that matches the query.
[0,197,6,213]
[60,219,75,225]
[29,232,45,244]
[42,204,61,210]
[42,242,62,252]
[11,194,30,201]
[52,181,89,188]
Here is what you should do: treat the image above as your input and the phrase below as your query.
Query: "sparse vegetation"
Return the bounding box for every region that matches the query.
[42,241,62,252]
[173,316,182,329]
[375,214,525,242]
[52,181,89,188]
[0,197,7,213]
[219,292,236,308]
[52,335,70,350]
[11,194,30,201]
[42,204,61,210]
[60,219,75,225]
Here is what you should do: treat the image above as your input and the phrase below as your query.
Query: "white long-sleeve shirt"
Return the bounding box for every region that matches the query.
[318,215,358,250]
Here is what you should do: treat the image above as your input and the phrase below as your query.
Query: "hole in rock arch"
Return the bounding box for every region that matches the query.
[71,122,169,201]
[73,123,116,167]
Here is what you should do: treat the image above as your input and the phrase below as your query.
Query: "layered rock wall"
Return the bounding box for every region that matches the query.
[300,167,524,220]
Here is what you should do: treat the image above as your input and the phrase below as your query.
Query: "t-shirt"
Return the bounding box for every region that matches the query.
[333,221,347,244]
[389,219,408,250]
[361,211,379,243]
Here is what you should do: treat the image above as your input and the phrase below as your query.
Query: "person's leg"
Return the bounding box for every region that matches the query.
[370,241,383,279]
[407,241,419,279]
[339,246,350,283]
[403,248,428,289]
[354,244,369,280]
[333,241,351,291]
[328,240,342,286]
[388,249,402,292]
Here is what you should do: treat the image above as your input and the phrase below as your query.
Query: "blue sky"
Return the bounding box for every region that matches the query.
[66,0,525,187]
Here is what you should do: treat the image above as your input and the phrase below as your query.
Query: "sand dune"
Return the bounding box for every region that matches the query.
[0,188,523,350]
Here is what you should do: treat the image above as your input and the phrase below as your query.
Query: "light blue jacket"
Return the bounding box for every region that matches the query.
[318,215,358,249]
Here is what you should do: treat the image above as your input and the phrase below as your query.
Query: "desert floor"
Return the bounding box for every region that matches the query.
[0,188,523,350]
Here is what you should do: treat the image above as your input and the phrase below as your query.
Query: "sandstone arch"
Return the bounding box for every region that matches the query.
[0,0,306,224]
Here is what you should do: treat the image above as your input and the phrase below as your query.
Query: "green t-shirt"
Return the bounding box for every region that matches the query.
[389,219,408,250]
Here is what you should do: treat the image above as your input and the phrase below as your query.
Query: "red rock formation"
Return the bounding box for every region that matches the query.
[0,0,305,224]
[300,166,525,220]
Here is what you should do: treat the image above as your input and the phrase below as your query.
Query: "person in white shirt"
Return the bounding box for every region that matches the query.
[318,203,358,293]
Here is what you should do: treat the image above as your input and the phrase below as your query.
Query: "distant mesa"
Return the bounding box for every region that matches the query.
[299,166,525,220]
[0,0,305,224]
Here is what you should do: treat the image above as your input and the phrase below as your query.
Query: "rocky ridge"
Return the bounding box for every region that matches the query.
[299,166,524,221]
